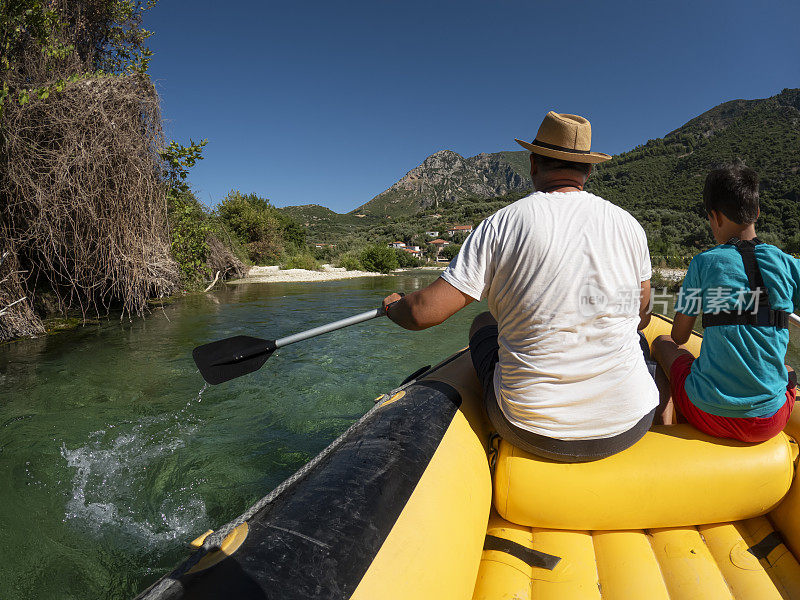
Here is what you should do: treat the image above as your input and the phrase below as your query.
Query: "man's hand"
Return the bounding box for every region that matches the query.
[382,292,404,315]
[382,277,474,330]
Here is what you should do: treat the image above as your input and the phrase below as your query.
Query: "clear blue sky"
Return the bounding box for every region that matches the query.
[146,0,799,213]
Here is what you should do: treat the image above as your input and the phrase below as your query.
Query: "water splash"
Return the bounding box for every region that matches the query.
[61,398,208,546]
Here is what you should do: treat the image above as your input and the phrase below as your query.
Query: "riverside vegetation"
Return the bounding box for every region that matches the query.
[1,3,796,342]
[0,0,240,342]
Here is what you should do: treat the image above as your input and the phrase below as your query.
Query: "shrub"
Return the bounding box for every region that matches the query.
[246,239,284,265]
[440,243,461,261]
[167,192,212,282]
[650,269,682,293]
[337,253,363,271]
[394,249,421,268]
[217,191,282,246]
[359,245,399,273]
[216,191,306,263]
[283,252,320,270]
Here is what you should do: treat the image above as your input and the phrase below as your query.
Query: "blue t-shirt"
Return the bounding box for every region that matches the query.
[674,242,800,418]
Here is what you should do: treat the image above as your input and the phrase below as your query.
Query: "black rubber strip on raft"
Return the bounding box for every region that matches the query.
[748,531,784,560]
[173,379,462,599]
[483,535,561,570]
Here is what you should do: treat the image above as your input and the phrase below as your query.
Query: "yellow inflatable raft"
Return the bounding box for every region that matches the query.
[137,314,800,600]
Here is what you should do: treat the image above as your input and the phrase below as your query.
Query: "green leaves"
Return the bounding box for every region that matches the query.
[160,138,208,193]
[359,245,399,274]
[167,191,213,282]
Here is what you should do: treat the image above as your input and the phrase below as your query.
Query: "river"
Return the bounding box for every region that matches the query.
[1,271,487,599]
[1,271,799,599]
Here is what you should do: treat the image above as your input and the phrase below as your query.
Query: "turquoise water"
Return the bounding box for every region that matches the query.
[2,272,799,599]
[0,271,487,599]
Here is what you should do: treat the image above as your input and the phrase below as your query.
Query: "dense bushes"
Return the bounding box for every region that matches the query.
[336,252,364,271]
[394,248,422,268]
[440,243,461,261]
[0,0,240,340]
[1,72,180,324]
[217,191,306,265]
[283,251,319,270]
[359,245,399,273]
[166,191,246,286]
[167,192,212,282]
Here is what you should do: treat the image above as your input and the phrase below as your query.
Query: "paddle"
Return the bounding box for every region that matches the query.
[194,307,800,385]
[193,307,389,385]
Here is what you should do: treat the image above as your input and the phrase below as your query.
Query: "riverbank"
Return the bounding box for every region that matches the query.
[654,267,687,282]
[231,264,682,286]
[228,264,445,285]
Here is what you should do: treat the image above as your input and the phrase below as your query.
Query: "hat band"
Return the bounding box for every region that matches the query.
[528,139,591,155]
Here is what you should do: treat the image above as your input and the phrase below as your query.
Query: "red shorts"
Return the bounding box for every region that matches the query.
[670,354,795,443]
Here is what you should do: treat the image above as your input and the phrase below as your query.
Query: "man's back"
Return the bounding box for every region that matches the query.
[442,190,658,440]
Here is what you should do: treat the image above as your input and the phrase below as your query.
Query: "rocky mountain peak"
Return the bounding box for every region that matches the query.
[351,150,532,216]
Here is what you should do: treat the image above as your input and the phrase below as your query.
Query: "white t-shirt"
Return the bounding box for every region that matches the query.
[441,190,658,440]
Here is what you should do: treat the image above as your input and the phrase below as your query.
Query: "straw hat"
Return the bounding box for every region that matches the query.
[515,111,611,163]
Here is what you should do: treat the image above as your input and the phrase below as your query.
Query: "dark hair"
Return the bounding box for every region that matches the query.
[702,164,760,224]
[531,152,591,176]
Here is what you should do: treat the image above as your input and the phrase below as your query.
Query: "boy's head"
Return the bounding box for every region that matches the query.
[703,164,760,225]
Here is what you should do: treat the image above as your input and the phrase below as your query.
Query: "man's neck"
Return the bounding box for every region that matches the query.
[534,174,585,194]
[540,184,583,193]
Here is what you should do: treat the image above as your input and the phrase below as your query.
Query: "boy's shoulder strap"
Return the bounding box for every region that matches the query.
[727,237,768,302]
[702,237,789,329]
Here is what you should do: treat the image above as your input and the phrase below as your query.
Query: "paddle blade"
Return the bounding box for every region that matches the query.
[192,335,276,384]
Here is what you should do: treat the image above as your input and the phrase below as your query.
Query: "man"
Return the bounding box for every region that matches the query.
[383,111,657,462]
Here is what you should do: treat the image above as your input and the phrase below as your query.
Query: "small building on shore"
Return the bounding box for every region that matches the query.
[447,225,473,237]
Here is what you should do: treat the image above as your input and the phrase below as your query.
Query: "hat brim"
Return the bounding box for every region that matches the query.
[514,139,611,164]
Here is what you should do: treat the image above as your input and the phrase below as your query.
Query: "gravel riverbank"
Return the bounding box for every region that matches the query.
[228,265,384,284]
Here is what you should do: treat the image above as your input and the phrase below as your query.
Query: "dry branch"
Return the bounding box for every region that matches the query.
[0,74,179,340]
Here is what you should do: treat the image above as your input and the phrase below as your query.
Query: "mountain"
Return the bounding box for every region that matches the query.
[280,88,800,254]
[585,87,800,253]
[349,150,533,216]
[277,204,381,241]
[279,204,340,222]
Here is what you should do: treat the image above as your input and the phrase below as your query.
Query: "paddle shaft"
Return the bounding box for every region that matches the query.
[274,308,384,349]
[271,309,800,348]
[264,308,800,351]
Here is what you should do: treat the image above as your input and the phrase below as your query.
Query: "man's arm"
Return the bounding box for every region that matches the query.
[639,279,651,330]
[382,277,474,330]
[671,312,697,345]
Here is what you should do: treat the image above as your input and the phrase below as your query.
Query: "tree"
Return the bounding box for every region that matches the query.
[360,245,399,273]
[394,248,421,268]
[1,0,159,119]
[216,191,307,264]
[441,243,461,261]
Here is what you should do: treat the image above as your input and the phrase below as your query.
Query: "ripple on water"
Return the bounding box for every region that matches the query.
[60,390,209,546]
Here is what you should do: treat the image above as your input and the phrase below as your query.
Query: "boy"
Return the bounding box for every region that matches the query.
[652,164,799,442]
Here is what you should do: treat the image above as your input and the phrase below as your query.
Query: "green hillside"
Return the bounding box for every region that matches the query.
[587,88,800,255]
[280,88,800,260]
[277,204,381,242]
[495,150,532,180]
